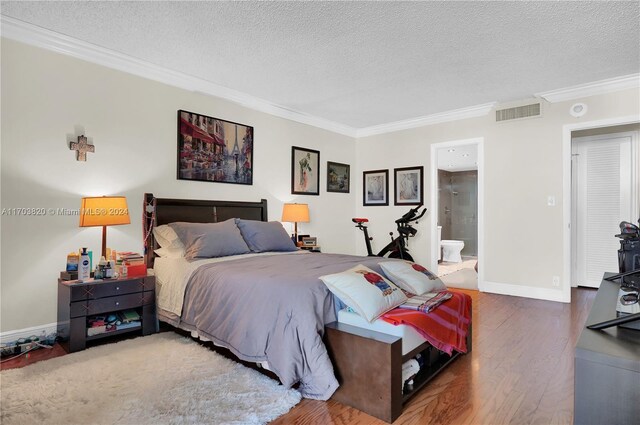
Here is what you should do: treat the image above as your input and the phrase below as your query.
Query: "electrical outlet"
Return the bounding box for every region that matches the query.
[552,276,560,287]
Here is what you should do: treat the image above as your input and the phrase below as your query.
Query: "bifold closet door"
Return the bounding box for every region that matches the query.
[573,133,635,288]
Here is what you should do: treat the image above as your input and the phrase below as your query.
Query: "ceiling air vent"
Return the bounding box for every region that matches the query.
[495,102,542,122]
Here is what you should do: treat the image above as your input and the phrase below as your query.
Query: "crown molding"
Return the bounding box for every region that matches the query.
[536,73,640,103]
[3,16,637,139]
[355,102,497,138]
[0,16,358,137]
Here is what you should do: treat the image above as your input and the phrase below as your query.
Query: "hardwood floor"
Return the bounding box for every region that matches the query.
[272,287,597,425]
[1,288,597,424]
[0,342,66,371]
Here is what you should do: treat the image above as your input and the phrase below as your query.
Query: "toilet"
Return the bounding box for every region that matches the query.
[441,240,465,263]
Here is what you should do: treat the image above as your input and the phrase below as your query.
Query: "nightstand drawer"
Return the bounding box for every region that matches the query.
[91,279,145,299]
[69,279,142,301]
[70,292,152,317]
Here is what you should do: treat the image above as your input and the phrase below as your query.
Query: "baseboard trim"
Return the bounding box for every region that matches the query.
[482,280,569,303]
[0,322,58,345]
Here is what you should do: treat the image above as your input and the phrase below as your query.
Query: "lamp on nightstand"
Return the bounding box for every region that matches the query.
[282,203,309,245]
[79,196,131,258]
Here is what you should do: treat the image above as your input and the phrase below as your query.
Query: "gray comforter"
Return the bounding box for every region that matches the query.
[179,252,390,400]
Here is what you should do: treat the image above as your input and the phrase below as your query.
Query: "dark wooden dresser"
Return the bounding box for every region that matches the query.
[574,273,640,425]
[57,275,156,352]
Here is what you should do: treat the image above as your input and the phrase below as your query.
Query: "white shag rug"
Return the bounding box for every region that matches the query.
[437,257,478,277]
[0,333,301,425]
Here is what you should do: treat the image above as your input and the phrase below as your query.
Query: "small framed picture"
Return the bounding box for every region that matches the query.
[394,166,423,206]
[291,146,320,195]
[327,161,350,193]
[363,169,389,206]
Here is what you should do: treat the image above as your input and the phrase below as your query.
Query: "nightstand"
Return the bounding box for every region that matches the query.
[57,275,156,353]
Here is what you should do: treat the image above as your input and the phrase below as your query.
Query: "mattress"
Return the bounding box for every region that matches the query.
[337,308,427,356]
[153,251,308,316]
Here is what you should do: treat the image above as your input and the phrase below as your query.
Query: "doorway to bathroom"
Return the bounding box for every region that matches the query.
[430,138,484,290]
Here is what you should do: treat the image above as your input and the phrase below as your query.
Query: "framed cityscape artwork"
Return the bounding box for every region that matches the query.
[327,161,350,193]
[177,110,253,185]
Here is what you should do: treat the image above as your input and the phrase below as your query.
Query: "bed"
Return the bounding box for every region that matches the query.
[143,193,471,421]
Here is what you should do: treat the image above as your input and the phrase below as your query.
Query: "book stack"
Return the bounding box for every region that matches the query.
[119,252,144,263]
[116,310,141,330]
[118,252,146,277]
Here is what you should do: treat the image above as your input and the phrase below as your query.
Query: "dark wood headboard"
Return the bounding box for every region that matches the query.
[143,193,268,267]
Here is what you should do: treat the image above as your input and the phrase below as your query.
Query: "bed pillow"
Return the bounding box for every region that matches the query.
[153,225,185,251]
[153,247,185,258]
[379,261,446,295]
[169,219,250,259]
[320,265,407,322]
[236,219,297,252]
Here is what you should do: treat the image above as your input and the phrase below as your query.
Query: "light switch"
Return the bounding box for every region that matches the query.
[547,196,556,206]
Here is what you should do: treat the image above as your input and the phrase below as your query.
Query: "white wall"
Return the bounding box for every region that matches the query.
[0,39,357,332]
[355,89,640,301]
[2,37,638,333]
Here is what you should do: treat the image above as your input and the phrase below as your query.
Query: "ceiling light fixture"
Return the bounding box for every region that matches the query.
[447,149,456,153]
[462,153,469,157]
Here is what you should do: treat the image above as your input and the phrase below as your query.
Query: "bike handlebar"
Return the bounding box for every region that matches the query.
[395,205,427,224]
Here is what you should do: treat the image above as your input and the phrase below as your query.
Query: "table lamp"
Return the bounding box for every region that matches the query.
[281,203,309,244]
[79,196,131,258]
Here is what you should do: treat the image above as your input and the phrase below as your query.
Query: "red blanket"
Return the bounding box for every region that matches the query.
[381,290,472,355]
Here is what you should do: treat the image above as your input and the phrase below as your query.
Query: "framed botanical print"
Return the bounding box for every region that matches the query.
[291,146,320,195]
[363,169,389,206]
[177,110,253,185]
[326,161,350,193]
[394,166,423,206]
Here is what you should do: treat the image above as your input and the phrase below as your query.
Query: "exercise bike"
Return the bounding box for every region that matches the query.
[352,205,427,261]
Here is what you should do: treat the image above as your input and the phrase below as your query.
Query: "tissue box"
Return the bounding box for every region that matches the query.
[126,263,147,277]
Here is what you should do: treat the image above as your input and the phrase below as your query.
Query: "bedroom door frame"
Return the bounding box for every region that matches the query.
[429,137,485,290]
[562,115,640,301]
[571,131,638,288]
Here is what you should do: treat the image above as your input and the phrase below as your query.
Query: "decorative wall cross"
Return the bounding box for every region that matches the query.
[69,135,95,161]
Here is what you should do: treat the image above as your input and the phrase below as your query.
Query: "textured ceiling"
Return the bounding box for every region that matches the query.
[2,1,639,129]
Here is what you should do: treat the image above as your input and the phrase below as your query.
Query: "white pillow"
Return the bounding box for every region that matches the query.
[379,261,446,295]
[320,265,407,322]
[153,225,185,251]
[154,247,185,258]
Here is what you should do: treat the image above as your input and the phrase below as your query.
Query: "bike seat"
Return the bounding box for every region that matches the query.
[352,218,369,223]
